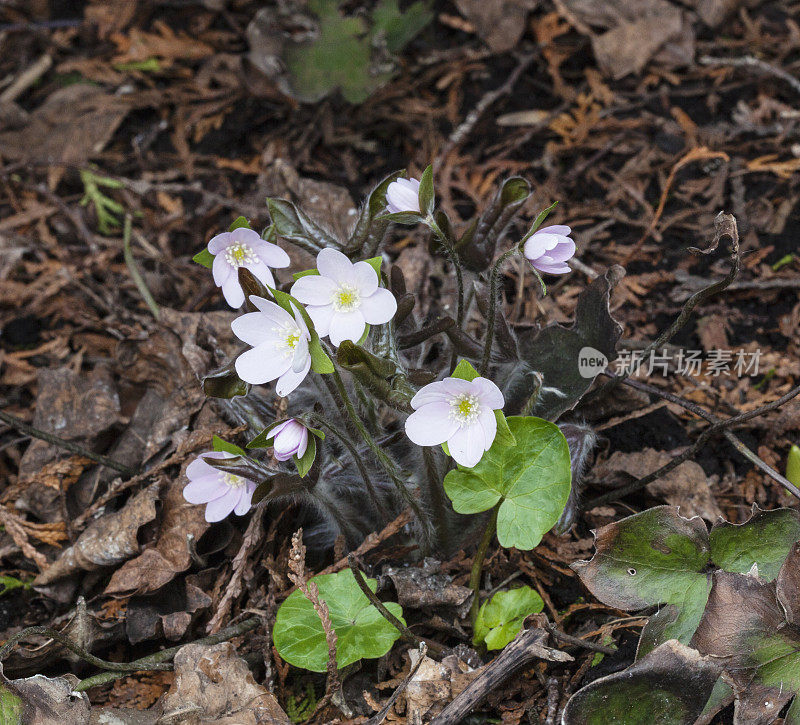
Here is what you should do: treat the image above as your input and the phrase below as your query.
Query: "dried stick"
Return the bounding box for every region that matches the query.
[122,214,160,320]
[585,212,740,406]
[347,554,446,656]
[618,376,800,499]
[699,55,800,96]
[365,643,428,725]
[587,382,800,507]
[288,530,348,718]
[0,408,135,477]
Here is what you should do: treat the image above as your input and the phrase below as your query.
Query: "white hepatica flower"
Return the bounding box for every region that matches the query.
[209,227,290,308]
[231,296,311,396]
[404,376,504,468]
[290,248,397,347]
[522,225,575,275]
[385,177,421,214]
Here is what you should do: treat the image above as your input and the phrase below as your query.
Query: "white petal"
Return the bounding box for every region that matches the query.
[352,261,379,296]
[410,380,452,409]
[204,490,240,522]
[532,261,571,275]
[229,227,262,246]
[231,312,278,347]
[276,358,311,396]
[221,276,245,308]
[523,232,561,261]
[246,260,276,290]
[183,475,227,504]
[538,224,571,236]
[472,377,504,409]
[186,453,223,480]
[478,408,497,451]
[306,305,334,337]
[329,310,366,346]
[249,297,295,326]
[448,423,486,468]
[291,275,337,305]
[212,253,232,286]
[292,334,310,372]
[317,248,355,284]
[405,402,458,446]
[208,232,232,255]
[441,377,477,396]
[360,288,397,325]
[233,486,255,515]
[235,344,290,384]
[254,241,291,268]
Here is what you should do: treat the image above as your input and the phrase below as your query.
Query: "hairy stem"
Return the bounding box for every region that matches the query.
[469,503,500,625]
[480,247,518,376]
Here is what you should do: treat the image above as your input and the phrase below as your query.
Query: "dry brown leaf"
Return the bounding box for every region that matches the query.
[33,483,160,586]
[111,21,214,64]
[157,642,290,724]
[595,449,723,521]
[104,471,210,597]
[453,0,538,53]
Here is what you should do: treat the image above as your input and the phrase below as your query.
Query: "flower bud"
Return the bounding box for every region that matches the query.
[267,419,309,461]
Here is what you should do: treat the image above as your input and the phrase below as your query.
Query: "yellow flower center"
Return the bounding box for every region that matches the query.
[224,243,256,267]
[222,472,246,489]
[274,322,303,358]
[332,284,361,312]
[449,393,480,425]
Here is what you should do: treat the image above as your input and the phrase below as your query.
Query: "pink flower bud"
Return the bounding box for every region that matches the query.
[385,177,421,214]
[523,225,576,275]
[266,419,309,461]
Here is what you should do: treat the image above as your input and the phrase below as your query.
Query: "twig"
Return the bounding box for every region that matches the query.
[699,54,800,96]
[543,623,616,655]
[0,54,52,103]
[587,382,800,507]
[347,554,446,656]
[586,212,740,406]
[289,530,349,718]
[122,215,160,320]
[74,617,260,691]
[469,504,499,625]
[617,376,800,498]
[0,408,136,477]
[430,627,572,724]
[365,643,428,725]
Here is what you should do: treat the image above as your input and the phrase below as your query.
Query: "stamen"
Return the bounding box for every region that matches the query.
[224,243,257,268]
[273,323,302,357]
[221,472,246,489]
[448,393,481,425]
[332,283,361,312]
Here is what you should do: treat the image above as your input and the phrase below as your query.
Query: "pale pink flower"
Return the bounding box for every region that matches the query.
[290,248,397,347]
[523,225,575,275]
[208,227,290,308]
[405,377,504,468]
[231,297,312,397]
[265,419,309,461]
[385,177,421,214]
[183,451,256,522]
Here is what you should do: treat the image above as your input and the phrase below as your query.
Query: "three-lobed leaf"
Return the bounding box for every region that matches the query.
[443,416,571,550]
[274,570,405,672]
[473,585,544,650]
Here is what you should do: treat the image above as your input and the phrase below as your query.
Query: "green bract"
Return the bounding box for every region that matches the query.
[274,570,405,672]
[443,416,571,550]
[473,585,544,650]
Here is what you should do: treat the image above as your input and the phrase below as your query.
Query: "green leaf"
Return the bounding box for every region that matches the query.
[372,0,433,53]
[520,201,559,246]
[418,164,434,216]
[269,287,334,375]
[192,248,214,269]
[363,256,382,278]
[377,210,424,225]
[212,435,246,457]
[347,170,405,253]
[451,359,479,381]
[274,569,405,672]
[0,684,23,724]
[443,417,572,550]
[572,506,800,657]
[494,410,516,447]
[267,198,339,254]
[295,435,317,478]
[787,444,800,486]
[292,268,320,281]
[229,216,250,231]
[202,360,250,399]
[247,421,285,449]
[563,640,722,725]
[473,586,543,650]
